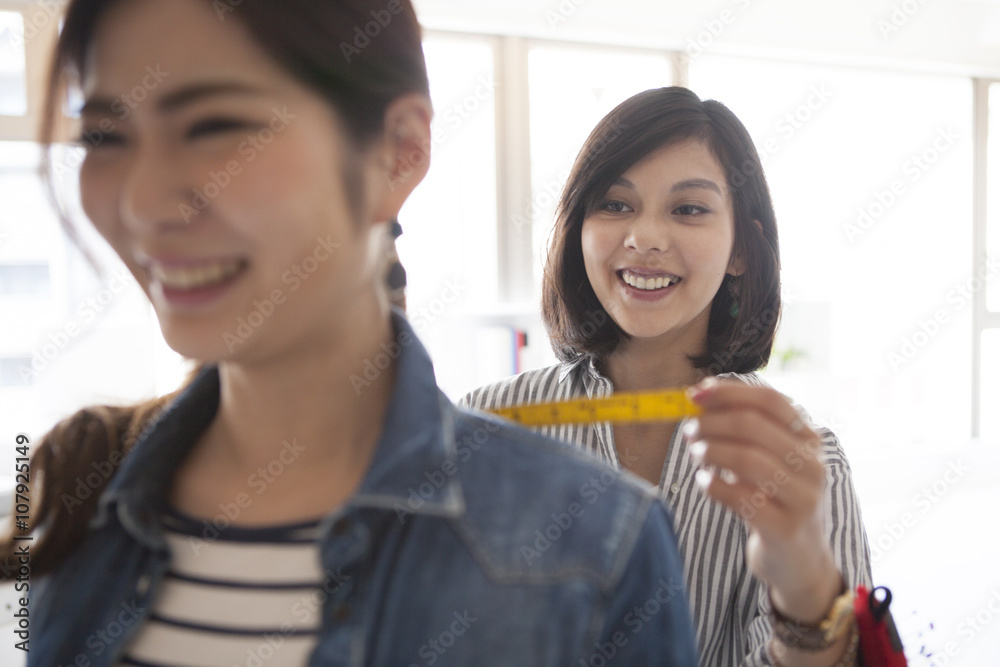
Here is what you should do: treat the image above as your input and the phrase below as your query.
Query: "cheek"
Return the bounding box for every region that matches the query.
[78,160,130,256]
[581,220,613,282]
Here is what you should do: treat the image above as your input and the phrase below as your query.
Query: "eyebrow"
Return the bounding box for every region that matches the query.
[612,177,724,196]
[79,82,270,116]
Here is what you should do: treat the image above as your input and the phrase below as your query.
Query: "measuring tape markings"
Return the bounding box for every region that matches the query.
[488,388,701,426]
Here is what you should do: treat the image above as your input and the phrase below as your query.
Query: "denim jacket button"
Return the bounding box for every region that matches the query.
[332,604,351,622]
[136,574,151,596]
[332,518,351,537]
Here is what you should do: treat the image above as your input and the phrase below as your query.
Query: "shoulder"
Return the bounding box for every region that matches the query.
[446,404,671,589]
[459,361,586,411]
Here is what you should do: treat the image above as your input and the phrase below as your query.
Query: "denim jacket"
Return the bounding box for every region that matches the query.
[29,313,698,666]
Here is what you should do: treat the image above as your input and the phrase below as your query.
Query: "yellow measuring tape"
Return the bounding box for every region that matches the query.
[488,388,701,426]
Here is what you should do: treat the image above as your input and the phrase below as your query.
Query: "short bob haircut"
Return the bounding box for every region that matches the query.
[542,86,781,375]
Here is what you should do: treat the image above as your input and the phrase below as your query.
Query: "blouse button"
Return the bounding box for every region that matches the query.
[669,484,681,495]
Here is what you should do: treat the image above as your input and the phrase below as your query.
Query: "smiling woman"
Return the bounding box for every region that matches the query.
[0,1,699,665]
[463,87,874,667]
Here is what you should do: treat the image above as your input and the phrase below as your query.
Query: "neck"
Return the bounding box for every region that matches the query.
[604,334,707,392]
[206,289,397,476]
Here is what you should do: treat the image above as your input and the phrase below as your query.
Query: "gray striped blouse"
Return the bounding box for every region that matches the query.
[460,356,873,667]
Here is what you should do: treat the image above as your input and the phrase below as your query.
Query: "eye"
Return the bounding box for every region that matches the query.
[599,200,633,214]
[674,204,709,216]
[74,130,127,151]
[186,117,249,139]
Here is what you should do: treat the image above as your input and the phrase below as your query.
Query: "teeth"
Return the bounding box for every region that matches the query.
[621,270,679,291]
[150,260,245,290]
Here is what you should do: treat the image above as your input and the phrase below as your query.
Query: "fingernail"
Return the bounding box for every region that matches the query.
[690,381,716,405]
[688,440,706,464]
[683,418,699,439]
[694,468,712,490]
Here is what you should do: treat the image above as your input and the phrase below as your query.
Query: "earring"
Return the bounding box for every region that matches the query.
[386,219,407,312]
[727,276,740,318]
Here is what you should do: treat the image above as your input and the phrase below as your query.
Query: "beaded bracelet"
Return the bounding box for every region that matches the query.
[767,621,860,667]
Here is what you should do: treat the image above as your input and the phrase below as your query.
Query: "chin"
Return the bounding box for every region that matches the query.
[157,319,245,365]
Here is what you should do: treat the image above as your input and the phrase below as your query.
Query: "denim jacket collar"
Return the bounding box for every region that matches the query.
[94,310,464,548]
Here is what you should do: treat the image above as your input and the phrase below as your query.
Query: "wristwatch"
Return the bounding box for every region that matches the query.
[769,583,855,651]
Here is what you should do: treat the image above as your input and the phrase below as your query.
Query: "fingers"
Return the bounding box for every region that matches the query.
[685,379,827,535]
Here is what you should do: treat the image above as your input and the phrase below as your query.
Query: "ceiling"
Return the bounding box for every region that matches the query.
[413,0,1000,77]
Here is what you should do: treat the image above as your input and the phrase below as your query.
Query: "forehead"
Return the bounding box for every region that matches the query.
[81,0,289,103]
[625,139,727,184]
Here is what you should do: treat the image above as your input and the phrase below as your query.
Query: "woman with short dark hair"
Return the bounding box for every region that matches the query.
[465,87,872,666]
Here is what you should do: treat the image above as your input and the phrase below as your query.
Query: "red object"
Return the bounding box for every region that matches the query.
[855,585,907,666]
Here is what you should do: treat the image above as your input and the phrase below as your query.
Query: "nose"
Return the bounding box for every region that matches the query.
[624,211,669,253]
[119,140,197,232]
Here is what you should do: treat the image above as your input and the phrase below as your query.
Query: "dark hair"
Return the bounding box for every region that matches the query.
[542,86,781,374]
[2,0,430,578]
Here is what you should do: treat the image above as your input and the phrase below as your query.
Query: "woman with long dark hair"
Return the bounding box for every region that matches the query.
[3,3,699,664]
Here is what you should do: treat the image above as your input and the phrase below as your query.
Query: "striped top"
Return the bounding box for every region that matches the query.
[461,357,873,667]
[118,509,324,667]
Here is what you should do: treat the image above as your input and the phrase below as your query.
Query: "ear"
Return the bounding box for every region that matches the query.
[371,94,434,223]
[727,218,763,277]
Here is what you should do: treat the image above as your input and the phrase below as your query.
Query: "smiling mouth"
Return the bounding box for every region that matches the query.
[150,259,248,290]
[619,269,681,291]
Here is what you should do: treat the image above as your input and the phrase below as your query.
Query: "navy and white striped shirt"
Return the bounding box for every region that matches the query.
[119,510,324,666]
[461,357,873,667]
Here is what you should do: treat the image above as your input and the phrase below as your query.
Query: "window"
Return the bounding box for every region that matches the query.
[396,34,500,398]
[0,11,27,116]
[0,263,48,295]
[988,82,1000,314]
[690,56,974,448]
